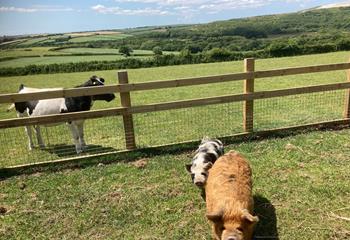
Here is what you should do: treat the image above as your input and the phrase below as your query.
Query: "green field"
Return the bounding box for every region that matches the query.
[0,47,178,68]
[1,128,349,239]
[0,55,129,68]
[0,47,66,60]
[56,47,122,55]
[67,34,131,43]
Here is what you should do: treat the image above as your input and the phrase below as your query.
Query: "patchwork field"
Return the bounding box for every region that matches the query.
[0,47,67,60]
[0,55,128,68]
[67,33,131,43]
[0,47,177,68]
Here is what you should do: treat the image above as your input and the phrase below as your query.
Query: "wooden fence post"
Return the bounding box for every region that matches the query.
[243,58,255,132]
[343,62,350,119]
[118,71,136,150]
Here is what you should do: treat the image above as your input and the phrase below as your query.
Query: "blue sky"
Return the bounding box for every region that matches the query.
[0,0,349,35]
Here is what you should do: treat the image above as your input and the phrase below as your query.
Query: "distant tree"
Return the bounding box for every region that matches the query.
[119,45,133,57]
[153,46,163,55]
[185,44,202,53]
[206,48,232,61]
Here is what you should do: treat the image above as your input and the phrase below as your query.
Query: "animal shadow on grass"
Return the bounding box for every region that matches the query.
[253,195,279,240]
[46,144,118,158]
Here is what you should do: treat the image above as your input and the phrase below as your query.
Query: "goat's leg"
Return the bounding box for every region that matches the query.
[75,121,86,151]
[17,112,34,150]
[24,125,35,150]
[67,123,82,154]
[34,125,45,149]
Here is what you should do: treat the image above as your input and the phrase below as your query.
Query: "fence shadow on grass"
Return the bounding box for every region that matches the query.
[253,194,279,240]
[1,123,349,180]
[45,144,118,158]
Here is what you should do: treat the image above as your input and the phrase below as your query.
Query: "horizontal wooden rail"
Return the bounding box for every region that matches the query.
[1,62,350,104]
[128,81,350,114]
[2,81,350,128]
[0,85,119,104]
[254,62,350,79]
[119,62,350,93]
[0,108,126,129]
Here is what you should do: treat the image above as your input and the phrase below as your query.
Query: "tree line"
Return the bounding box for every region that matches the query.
[2,38,350,77]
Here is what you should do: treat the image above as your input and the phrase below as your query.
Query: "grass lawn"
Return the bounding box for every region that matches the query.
[0,51,349,167]
[68,34,132,43]
[56,48,123,55]
[0,47,66,60]
[0,55,130,68]
[1,128,349,239]
[0,47,177,68]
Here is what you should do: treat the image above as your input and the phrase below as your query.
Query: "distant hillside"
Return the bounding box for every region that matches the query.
[316,1,350,9]
[2,7,350,61]
[120,6,350,52]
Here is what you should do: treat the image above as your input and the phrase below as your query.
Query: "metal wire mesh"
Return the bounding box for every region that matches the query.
[134,102,243,147]
[0,88,349,168]
[0,116,125,168]
[254,90,347,130]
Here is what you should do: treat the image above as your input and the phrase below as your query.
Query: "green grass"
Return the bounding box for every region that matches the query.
[0,51,349,167]
[68,34,131,43]
[0,47,177,68]
[0,55,130,68]
[56,48,171,56]
[0,47,66,60]
[1,128,349,239]
[56,48,122,55]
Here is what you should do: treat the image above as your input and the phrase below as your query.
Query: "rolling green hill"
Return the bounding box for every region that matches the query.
[2,7,350,54]
[1,7,350,76]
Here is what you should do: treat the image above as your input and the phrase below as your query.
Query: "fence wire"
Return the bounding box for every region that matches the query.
[0,89,348,168]
[134,102,243,147]
[254,90,347,130]
[0,116,125,168]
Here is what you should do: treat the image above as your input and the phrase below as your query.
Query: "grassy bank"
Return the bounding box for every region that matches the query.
[1,128,349,239]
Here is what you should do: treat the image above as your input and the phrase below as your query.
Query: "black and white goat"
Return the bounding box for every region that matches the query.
[186,137,224,188]
[9,76,115,154]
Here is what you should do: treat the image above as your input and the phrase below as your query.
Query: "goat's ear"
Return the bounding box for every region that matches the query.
[204,162,213,171]
[185,164,192,173]
[201,136,210,143]
[206,210,223,222]
[241,209,259,224]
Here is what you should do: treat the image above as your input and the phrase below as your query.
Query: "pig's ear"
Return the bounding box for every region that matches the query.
[206,210,223,222]
[204,162,213,171]
[241,209,259,224]
[185,164,192,173]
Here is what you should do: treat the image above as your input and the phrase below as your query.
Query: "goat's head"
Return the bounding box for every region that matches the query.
[81,76,115,102]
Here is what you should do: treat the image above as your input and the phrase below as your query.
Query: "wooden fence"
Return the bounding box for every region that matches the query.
[1,58,350,167]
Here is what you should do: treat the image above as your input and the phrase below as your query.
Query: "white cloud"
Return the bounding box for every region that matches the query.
[91,4,169,16]
[0,6,74,13]
[94,0,322,17]
[0,7,37,13]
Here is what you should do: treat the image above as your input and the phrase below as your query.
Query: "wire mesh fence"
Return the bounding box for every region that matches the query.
[0,88,348,168]
[254,89,347,130]
[1,59,349,168]
[0,116,125,168]
[134,101,243,147]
